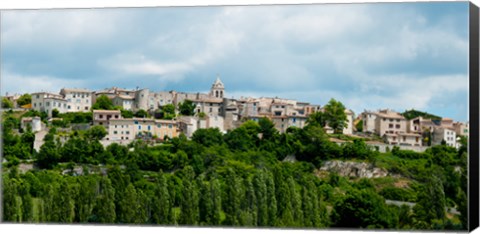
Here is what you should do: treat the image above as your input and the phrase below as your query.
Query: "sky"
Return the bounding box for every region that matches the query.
[0,2,470,121]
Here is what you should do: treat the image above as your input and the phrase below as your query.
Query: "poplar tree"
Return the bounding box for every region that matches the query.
[209,178,222,226]
[265,171,277,227]
[95,176,116,223]
[179,166,199,225]
[253,171,268,226]
[152,171,172,224]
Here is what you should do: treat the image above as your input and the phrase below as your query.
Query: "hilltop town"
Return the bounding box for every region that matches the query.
[2,77,469,152]
[2,77,469,230]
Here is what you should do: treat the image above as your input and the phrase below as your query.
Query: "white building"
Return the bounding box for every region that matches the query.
[113,95,134,111]
[31,92,68,117]
[361,111,378,134]
[21,116,43,132]
[60,88,93,112]
[432,127,457,147]
[343,109,354,135]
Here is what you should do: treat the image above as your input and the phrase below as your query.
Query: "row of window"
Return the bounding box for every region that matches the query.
[388,124,401,129]
[385,118,401,122]
[70,93,90,98]
[136,124,173,130]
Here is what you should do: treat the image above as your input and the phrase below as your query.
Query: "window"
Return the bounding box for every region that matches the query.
[389,124,393,128]
[416,137,419,142]
[138,126,141,130]
[393,137,396,141]
[77,106,80,110]
[403,136,406,141]
[168,124,172,129]
[396,124,400,129]
[115,125,117,128]
[293,118,296,123]
[148,126,151,131]
[34,103,37,107]
[209,108,212,113]
[115,115,119,118]
[46,102,50,106]
[100,114,103,118]
[126,131,130,135]
[114,131,118,134]
[157,124,162,128]
[85,107,88,110]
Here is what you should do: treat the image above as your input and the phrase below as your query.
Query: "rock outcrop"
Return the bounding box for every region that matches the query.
[318,160,389,178]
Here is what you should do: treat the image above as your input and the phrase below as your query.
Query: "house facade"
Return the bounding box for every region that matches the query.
[60,88,93,112]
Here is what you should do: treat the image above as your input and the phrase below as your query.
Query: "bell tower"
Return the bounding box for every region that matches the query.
[210,74,225,98]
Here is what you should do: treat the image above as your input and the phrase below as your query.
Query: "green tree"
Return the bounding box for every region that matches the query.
[192,128,223,147]
[57,180,76,223]
[323,98,347,134]
[223,168,243,226]
[94,176,116,223]
[17,93,32,106]
[179,166,199,225]
[2,97,14,108]
[18,180,34,222]
[76,176,98,222]
[151,171,172,224]
[37,140,61,169]
[331,188,395,228]
[355,120,363,132]
[159,104,176,120]
[85,125,107,141]
[2,176,22,222]
[117,184,138,223]
[307,111,326,127]
[413,174,446,226]
[121,109,134,118]
[134,109,149,118]
[52,108,60,118]
[179,100,196,116]
[92,95,114,110]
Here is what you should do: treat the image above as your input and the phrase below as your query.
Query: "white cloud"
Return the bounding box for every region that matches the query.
[1,70,86,95]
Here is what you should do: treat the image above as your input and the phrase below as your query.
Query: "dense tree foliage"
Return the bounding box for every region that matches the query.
[17,94,32,106]
[179,100,196,116]
[2,97,14,108]
[402,109,441,120]
[1,110,467,231]
[323,98,347,134]
[92,95,115,110]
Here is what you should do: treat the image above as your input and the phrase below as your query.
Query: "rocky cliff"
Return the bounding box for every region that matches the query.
[318,160,390,178]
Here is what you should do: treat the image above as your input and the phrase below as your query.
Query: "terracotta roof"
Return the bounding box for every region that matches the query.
[93,110,121,113]
[115,95,135,100]
[398,132,422,137]
[61,88,91,93]
[376,111,405,119]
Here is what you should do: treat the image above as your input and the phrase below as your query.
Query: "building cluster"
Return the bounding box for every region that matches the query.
[360,109,469,148]
[23,77,356,146]
[18,77,468,148]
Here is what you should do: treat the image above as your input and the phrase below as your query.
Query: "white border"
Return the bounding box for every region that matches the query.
[0,0,479,234]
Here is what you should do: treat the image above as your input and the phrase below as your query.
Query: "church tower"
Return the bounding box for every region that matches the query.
[210,75,225,98]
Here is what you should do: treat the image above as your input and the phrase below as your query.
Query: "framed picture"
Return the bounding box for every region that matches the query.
[1,0,479,233]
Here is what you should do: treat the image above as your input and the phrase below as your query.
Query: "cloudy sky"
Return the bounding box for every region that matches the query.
[1,2,470,121]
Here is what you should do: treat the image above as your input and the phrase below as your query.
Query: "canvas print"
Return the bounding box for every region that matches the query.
[0,2,473,231]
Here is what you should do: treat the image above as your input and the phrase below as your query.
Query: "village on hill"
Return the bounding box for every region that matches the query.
[2,77,469,152]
